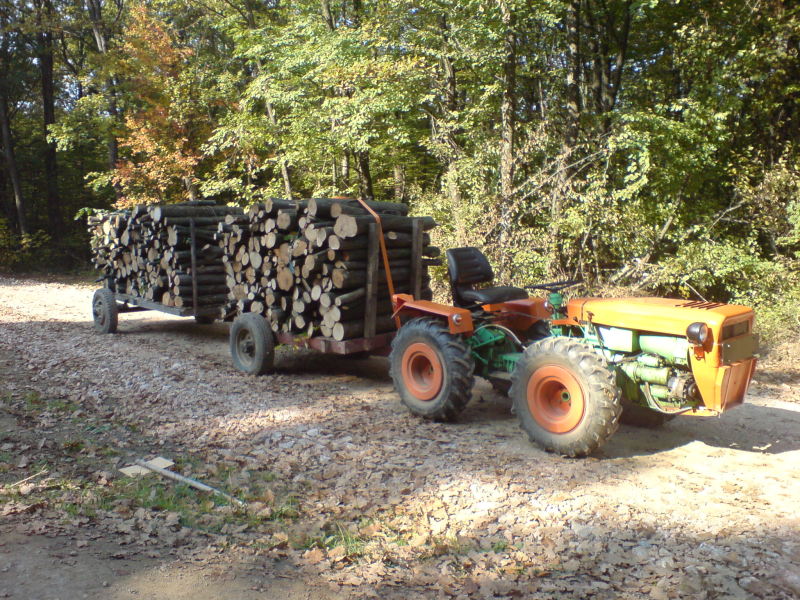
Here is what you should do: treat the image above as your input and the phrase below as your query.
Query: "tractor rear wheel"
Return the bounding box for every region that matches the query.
[92,289,118,334]
[230,313,275,375]
[389,317,474,421]
[510,337,621,457]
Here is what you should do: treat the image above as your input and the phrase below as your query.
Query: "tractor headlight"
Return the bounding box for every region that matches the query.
[686,322,709,345]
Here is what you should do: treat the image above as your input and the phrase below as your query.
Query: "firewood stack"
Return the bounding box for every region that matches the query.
[88,201,245,309]
[216,197,439,340]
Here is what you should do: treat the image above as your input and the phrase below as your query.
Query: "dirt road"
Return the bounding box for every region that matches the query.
[1,276,798,599]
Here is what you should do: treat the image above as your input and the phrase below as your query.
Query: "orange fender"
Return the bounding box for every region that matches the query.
[392,294,473,335]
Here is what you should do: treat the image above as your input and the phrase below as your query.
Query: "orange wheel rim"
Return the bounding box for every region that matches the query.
[402,342,443,401]
[527,365,585,433]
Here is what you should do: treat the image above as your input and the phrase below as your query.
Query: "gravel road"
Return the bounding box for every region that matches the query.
[1,276,798,599]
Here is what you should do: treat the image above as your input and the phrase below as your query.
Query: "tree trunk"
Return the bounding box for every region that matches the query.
[341,151,350,187]
[565,0,582,146]
[0,94,26,235]
[183,176,200,201]
[439,15,458,113]
[498,0,517,268]
[356,151,373,200]
[85,0,122,195]
[0,164,9,225]
[437,14,465,242]
[38,25,61,233]
[107,80,120,168]
[321,0,334,30]
[393,163,405,201]
[264,102,294,199]
[604,0,632,131]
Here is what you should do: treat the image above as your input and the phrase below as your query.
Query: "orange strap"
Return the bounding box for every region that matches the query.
[355,198,401,328]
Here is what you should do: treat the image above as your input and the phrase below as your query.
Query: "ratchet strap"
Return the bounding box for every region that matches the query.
[355,198,401,328]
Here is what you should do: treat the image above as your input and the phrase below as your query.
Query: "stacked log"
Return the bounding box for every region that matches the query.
[217,197,439,340]
[88,201,245,310]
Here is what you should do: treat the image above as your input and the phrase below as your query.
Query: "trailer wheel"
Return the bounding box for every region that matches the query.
[390,317,474,421]
[92,289,118,334]
[510,337,621,457]
[230,313,275,375]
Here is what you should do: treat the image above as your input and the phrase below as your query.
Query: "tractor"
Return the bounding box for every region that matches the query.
[389,247,758,456]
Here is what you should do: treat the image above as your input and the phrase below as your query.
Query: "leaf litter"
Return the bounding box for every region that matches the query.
[0,276,799,599]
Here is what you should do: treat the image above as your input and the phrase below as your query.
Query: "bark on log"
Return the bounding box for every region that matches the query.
[150,204,241,222]
[329,199,409,218]
[333,214,436,238]
[332,316,396,341]
[332,267,411,289]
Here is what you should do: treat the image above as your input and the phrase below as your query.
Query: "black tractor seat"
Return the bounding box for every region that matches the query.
[446,247,528,307]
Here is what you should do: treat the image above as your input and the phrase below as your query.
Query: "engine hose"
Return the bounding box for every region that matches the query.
[474,324,524,350]
[642,383,694,416]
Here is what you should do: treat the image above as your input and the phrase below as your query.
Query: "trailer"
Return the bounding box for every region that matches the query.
[92,219,222,333]
[227,211,431,374]
[91,201,433,373]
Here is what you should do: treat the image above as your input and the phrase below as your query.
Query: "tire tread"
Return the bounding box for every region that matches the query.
[230,313,275,375]
[389,317,474,421]
[510,337,621,457]
[92,288,118,334]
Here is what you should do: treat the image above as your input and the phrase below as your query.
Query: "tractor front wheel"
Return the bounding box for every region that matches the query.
[510,337,621,457]
[389,317,474,421]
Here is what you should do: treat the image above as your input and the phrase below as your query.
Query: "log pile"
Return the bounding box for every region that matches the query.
[88,201,245,310]
[217,197,439,340]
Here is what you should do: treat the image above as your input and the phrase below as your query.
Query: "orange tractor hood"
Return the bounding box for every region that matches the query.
[567,296,756,414]
[566,297,753,338]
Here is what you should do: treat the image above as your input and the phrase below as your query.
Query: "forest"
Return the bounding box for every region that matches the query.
[0,0,798,339]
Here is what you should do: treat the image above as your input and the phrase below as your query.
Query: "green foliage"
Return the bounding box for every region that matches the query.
[650,239,800,345]
[753,286,800,348]
[0,0,798,337]
[651,240,791,303]
[0,219,52,271]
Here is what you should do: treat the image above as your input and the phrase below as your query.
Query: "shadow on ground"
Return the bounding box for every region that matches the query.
[12,311,800,459]
[2,308,799,599]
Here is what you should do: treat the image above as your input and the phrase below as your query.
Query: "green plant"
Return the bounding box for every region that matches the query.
[268,494,300,521]
[0,219,53,271]
[62,439,85,453]
[491,540,509,553]
[24,391,44,410]
[648,239,800,350]
[304,522,368,558]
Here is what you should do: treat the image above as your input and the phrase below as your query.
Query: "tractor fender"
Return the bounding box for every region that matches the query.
[392,294,473,335]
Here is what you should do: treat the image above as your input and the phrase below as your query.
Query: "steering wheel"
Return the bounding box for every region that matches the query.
[525,279,582,293]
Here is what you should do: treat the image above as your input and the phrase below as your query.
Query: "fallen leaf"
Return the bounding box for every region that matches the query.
[304,547,325,564]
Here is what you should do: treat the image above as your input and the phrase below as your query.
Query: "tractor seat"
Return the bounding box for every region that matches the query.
[446,247,528,307]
